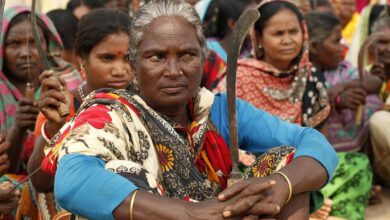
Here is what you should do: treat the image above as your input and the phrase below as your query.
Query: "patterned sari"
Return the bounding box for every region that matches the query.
[43,88,296,211]
[214,0,330,129]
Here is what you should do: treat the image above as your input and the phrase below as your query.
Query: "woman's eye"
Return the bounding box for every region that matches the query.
[149,54,164,62]
[100,54,115,62]
[6,40,19,48]
[181,53,195,62]
[289,29,299,34]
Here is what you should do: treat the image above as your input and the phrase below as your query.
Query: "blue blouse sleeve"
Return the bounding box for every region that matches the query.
[54,154,138,220]
[210,93,338,181]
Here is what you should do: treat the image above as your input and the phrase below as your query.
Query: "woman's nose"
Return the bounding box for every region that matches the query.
[112,63,131,76]
[165,60,181,76]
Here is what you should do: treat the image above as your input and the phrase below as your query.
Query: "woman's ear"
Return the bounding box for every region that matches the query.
[310,41,319,55]
[227,18,236,32]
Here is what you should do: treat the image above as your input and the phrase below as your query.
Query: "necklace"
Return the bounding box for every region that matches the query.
[78,83,86,101]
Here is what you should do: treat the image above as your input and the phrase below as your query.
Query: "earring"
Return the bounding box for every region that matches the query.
[79,64,86,79]
[179,70,184,75]
[256,44,264,59]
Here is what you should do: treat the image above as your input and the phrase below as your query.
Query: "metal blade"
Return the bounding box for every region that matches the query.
[0,0,6,34]
[226,8,260,183]
[31,0,51,70]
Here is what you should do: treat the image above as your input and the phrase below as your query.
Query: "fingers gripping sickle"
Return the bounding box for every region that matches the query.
[31,0,69,117]
[354,32,386,126]
[226,8,260,186]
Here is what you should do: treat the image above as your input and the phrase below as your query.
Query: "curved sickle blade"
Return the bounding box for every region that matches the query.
[0,0,5,34]
[226,8,260,181]
[357,32,386,81]
[31,0,51,70]
[354,32,385,126]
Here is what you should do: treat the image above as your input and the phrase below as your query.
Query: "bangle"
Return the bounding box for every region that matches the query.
[275,171,292,204]
[41,122,52,143]
[129,190,138,220]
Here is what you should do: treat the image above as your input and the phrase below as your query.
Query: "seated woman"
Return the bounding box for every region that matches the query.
[368,16,390,187]
[16,9,134,220]
[49,0,337,219]
[0,5,81,178]
[306,11,383,219]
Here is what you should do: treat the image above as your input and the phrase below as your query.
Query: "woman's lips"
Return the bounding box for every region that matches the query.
[106,81,128,89]
[160,86,186,94]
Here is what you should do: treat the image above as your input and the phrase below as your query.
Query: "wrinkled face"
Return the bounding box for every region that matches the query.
[374,27,390,66]
[315,25,343,70]
[135,16,203,112]
[4,19,46,82]
[83,32,133,91]
[258,9,303,70]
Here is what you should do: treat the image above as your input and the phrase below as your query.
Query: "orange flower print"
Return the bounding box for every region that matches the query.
[251,155,275,178]
[156,144,174,172]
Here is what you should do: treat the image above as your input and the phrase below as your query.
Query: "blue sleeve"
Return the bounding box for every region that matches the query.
[210,93,338,181]
[54,154,138,220]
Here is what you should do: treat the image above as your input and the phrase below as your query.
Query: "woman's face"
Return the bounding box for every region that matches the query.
[314,25,343,70]
[135,16,203,112]
[374,27,390,66]
[258,9,303,71]
[83,32,133,91]
[4,19,46,82]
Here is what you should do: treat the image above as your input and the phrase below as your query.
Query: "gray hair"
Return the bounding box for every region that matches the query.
[129,0,207,64]
[372,16,390,33]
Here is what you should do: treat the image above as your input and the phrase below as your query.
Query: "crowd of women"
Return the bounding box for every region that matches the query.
[0,0,388,219]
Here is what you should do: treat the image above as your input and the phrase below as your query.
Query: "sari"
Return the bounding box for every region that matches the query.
[0,5,81,220]
[215,0,331,129]
[323,60,383,152]
[43,87,336,218]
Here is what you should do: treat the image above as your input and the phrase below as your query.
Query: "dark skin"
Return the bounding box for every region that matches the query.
[28,32,133,192]
[0,131,20,216]
[3,19,47,172]
[310,25,382,110]
[369,27,390,81]
[112,16,328,219]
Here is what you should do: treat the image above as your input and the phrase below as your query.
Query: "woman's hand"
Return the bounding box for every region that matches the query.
[38,70,67,125]
[0,182,20,216]
[362,75,383,94]
[336,80,367,110]
[217,177,283,218]
[370,63,386,80]
[14,98,39,132]
[0,131,10,176]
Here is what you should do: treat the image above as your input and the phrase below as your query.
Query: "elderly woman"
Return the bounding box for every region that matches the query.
[306,11,382,220]
[51,0,337,219]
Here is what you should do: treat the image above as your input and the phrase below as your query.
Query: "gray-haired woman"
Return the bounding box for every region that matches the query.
[52,0,338,219]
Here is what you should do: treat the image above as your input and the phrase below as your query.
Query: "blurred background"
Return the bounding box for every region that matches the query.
[5,0,68,13]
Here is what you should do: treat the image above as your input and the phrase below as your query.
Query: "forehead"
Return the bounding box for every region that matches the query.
[92,32,130,51]
[6,19,44,38]
[264,9,300,29]
[138,16,200,51]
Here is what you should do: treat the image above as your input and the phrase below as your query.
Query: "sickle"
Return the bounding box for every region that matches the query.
[354,32,385,126]
[226,8,260,186]
[0,0,5,34]
[31,0,52,70]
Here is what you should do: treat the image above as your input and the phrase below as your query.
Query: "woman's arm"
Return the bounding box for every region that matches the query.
[211,93,338,186]
[27,136,54,192]
[56,154,267,220]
